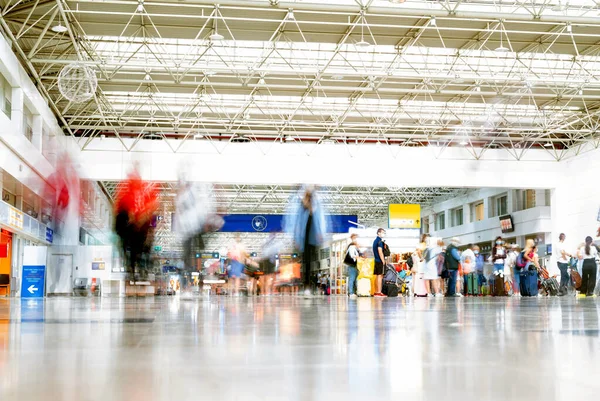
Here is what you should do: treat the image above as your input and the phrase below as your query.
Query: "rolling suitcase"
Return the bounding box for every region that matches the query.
[542,277,559,296]
[357,278,371,297]
[466,272,480,296]
[412,272,427,297]
[492,274,506,296]
[382,282,399,297]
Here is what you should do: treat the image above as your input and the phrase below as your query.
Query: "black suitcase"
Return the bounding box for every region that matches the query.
[542,277,559,296]
[382,282,399,297]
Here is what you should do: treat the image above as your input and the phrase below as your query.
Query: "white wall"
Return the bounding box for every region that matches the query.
[47,245,114,293]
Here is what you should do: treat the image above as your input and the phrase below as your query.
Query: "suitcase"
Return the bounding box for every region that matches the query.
[542,277,559,296]
[382,282,399,297]
[520,271,539,297]
[571,271,582,290]
[466,272,480,296]
[357,278,371,297]
[412,272,428,297]
[492,274,506,296]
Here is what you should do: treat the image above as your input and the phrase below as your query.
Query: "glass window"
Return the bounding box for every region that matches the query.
[523,190,536,210]
[422,217,430,234]
[496,196,508,216]
[474,202,484,222]
[451,208,463,227]
[435,212,445,231]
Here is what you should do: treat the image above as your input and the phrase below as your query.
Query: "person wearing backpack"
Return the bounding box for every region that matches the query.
[372,228,387,297]
[445,237,463,297]
[345,234,361,299]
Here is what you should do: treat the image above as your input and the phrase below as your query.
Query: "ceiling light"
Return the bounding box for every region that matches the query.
[566,23,572,33]
[429,16,436,27]
[51,24,68,33]
[285,8,295,21]
[544,142,553,147]
[210,32,224,41]
[495,46,510,53]
[137,0,144,12]
[285,135,294,142]
[356,40,371,48]
[331,75,345,80]
[200,93,211,102]
[194,133,204,139]
[474,85,481,92]
[389,0,406,3]
[144,73,151,81]
[204,70,217,77]
[459,140,469,146]
[551,3,567,12]
[243,111,250,120]
[258,77,266,85]
[578,89,583,95]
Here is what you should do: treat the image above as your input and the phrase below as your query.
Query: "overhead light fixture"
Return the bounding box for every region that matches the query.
[578,89,583,95]
[285,135,294,142]
[204,70,217,77]
[356,11,371,48]
[200,92,211,101]
[474,85,481,92]
[566,23,572,33]
[285,8,295,21]
[495,45,509,53]
[429,16,437,27]
[551,3,567,12]
[194,133,204,139]
[51,23,68,33]
[243,111,250,120]
[144,73,151,81]
[137,0,145,13]
[258,77,266,85]
[356,40,371,48]
[210,32,224,41]
[331,74,345,80]
[459,139,469,146]
[544,142,553,147]
[389,0,406,3]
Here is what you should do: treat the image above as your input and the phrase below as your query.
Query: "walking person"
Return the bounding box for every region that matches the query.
[423,237,443,297]
[373,228,387,297]
[345,234,361,299]
[445,237,463,297]
[577,236,598,298]
[473,245,486,292]
[556,233,572,296]
[283,185,327,297]
[506,244,520,296]
[461,244,476,296]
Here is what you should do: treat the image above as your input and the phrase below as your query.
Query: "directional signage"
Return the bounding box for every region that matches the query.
[21,265,46,298]
[45,227,54,243]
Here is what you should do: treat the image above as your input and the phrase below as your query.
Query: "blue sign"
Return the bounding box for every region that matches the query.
[21,265,46,298]
[220,214,357,233]
[45,227,53,243]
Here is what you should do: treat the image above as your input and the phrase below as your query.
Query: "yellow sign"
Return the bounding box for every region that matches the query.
[8,207,24,230]
[388,204,421,229]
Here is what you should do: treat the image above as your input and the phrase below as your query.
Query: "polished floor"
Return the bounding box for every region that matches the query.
[1,295,599,401]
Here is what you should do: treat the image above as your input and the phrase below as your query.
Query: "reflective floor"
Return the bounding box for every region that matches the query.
[1,296,599,400]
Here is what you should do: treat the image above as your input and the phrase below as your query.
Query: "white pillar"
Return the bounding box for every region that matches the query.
[507,190,515,214]
[463,203,471,225]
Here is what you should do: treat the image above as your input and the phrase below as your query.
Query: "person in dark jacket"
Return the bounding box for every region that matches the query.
[445,237,463,297]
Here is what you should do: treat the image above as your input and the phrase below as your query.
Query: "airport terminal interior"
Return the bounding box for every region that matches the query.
[1,0,600,399]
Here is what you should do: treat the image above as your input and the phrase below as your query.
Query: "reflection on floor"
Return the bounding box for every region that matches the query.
[1,296,599,400]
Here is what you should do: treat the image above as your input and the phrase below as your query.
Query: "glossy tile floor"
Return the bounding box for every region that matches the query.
[1,295,599,401]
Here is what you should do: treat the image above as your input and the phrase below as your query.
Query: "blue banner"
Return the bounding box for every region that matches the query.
[219,214,357,233]
[21,265,46,298]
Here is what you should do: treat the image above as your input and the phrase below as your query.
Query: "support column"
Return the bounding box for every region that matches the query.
[445,209,451,231]
[535,189,547,207]
[483,197,491,219]
[463,203,471,225]
[507,190,515,214]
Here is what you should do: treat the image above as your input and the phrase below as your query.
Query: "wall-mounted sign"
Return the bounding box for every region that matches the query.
[92,261,105,270]
[389,204,421,229]
[45,227,53,243]
[8,207,24,230]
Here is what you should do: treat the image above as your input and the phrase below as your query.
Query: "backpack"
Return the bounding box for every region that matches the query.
[382,241,391,257]
[406,255,414,269]
[516,251,527,269]
[344,244,356,266]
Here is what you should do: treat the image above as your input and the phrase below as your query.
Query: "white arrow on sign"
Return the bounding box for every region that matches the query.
[27,285,38,294]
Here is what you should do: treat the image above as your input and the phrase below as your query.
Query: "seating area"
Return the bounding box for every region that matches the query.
[0,274,9,297]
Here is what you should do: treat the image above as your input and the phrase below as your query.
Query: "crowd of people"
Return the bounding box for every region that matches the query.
[343,230,600,299]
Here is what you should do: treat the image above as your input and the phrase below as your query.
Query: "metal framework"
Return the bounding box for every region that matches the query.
[100,181,467,251]
[2,0,600,162]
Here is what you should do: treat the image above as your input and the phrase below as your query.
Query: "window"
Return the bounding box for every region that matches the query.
[23,108,33,142]
[319,248,330,260]
[451,207,463,227]
[523,190,536,210]
[0,75,11,119]
[435,212,445,231]
[496,195,508,216]
[473,202,484,222]
[422,217,430,234]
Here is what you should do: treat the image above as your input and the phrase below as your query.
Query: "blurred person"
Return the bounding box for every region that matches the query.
[461,244,476,296]
[283,185,327,297]
[556,233,572,296]
[259,233,280,296]
[473,245,486,291]
[423,237,443,297]
[520,239,540,297]
[492,236,507,274]
[114,166,158,277]
[344,233,361,299]
[577,236,598,298]
[373,228,387,297]
[445,237,462,297]
[506,244,521,296]
[228,234,247,296]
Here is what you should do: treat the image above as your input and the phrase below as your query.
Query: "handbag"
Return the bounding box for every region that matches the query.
[571,270,582,290]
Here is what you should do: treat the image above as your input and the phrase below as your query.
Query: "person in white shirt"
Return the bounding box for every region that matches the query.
[555,233,572,296]
[461,244,476,295]
[577,236,598,298]
[345,234,361,299]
